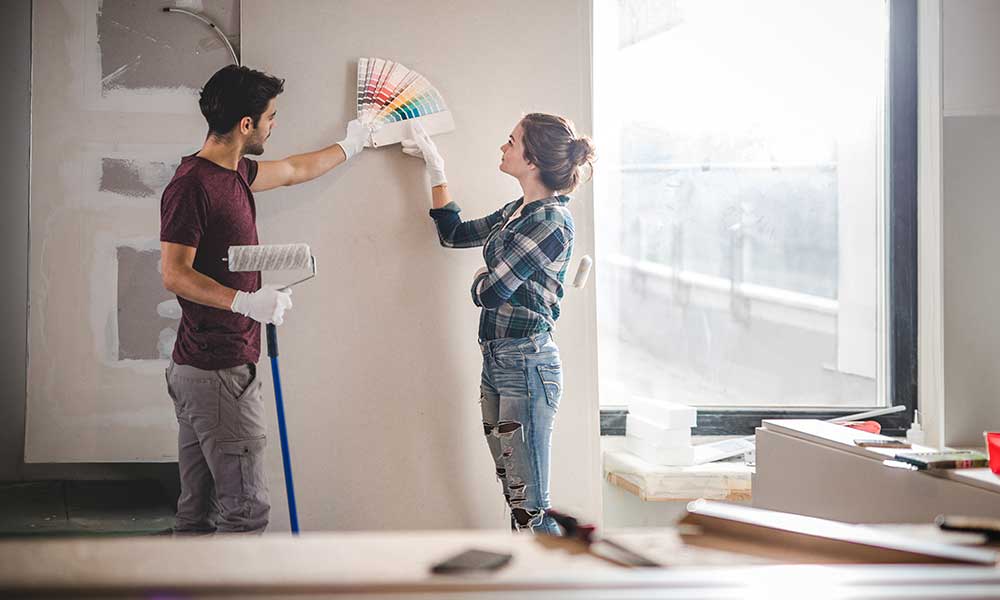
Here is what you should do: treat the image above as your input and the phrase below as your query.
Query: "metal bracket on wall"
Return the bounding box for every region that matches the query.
[162,7,239,66]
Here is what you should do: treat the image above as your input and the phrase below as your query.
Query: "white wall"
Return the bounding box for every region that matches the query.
[943,0,1000,117]
[242,0,601,531]
[941,0,1000,446]
[942,115,1000,445]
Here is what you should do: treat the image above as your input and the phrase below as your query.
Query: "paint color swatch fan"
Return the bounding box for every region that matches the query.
[357,57,454,148]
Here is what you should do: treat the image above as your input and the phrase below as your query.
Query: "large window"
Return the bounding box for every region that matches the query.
[594,0,917,434]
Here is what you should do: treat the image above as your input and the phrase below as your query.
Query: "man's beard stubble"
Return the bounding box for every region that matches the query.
[244,131,268,156]
[244,139,265,156]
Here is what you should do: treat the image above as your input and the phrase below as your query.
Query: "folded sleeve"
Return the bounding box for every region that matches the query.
[429,201,506,249]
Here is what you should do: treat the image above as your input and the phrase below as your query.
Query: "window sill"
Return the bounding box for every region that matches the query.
[600,407,910,437]
[602,437,753,503]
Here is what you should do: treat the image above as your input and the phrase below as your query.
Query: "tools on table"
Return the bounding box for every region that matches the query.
[547,509,661,568]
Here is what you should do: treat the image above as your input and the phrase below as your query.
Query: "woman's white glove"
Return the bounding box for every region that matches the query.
[337,119,369,161]
[401,121,447,187]
[231,285,293,325]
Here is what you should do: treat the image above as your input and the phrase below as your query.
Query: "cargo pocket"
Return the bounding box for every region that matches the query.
[216,437,267,525]
[536,364,562,409]
[218,437,267,490]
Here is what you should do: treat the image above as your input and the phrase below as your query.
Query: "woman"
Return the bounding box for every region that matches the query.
[402,114,596,534]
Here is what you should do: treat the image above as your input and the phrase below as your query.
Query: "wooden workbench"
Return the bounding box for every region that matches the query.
[3,527,1000,598]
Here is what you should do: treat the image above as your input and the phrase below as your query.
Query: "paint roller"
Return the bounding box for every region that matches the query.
[226,243,317,288]
[227,243,316,534]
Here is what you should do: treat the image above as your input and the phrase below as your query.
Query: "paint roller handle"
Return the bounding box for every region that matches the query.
[572,255,593,288]
[266,323,279,358]
[230,285,293,325]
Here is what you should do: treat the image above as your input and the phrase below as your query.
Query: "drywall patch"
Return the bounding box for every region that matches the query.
[100,158,175,198]
[117,246,177,360]
[97,0,239,94]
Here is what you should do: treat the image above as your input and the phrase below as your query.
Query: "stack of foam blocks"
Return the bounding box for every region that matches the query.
[624,396,698,466]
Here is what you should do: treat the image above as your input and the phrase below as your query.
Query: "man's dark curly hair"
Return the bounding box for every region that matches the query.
[199,65,284,137]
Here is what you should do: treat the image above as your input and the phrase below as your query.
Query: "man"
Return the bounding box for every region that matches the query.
[160,65,367,534]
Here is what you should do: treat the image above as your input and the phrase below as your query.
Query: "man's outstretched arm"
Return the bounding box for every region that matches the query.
[251,120,368,192]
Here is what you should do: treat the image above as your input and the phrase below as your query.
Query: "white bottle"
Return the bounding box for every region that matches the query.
[906,410,926,445]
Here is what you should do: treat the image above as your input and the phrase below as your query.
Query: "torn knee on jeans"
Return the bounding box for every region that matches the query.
[508,482,526,502]
[484,420,523,436]
[496,421,522,435]
[511,507,544,529]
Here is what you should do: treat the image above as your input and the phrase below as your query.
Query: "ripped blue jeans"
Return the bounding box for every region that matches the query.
[480,331,562,535]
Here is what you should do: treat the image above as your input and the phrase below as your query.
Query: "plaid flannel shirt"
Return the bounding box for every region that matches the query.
[429,195,574,341]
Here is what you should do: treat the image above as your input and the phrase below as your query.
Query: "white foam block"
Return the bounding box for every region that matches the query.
[367,110,455,148]
[628,396,698,429]
[626,413,692,447]
[625,434,696,466]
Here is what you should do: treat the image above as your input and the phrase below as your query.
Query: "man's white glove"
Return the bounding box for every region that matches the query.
[401,121,447,187]
[337,119,369,161]
[231,285,293,326]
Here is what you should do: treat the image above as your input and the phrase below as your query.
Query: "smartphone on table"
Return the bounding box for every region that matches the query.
[854,438,911,449]
[430,549,513,574]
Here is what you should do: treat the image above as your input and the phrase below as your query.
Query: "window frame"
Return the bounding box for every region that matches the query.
[598,0,918,437]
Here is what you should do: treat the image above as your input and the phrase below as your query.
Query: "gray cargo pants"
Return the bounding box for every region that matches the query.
[166,361,270,534]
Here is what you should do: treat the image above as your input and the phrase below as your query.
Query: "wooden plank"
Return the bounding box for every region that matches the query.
[680,500,997,565]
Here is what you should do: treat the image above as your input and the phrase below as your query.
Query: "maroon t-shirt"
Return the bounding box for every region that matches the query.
[160,155,261,370]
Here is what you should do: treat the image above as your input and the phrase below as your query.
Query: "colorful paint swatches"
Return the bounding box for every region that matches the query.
[356,57,455,148]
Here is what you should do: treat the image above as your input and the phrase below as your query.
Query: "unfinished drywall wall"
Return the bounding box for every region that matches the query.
[116,244,179,361]
[242,0,601,530]
[98,0,239,93]
[27,0,237,462]
[87,0,240,113]
[100,159,177,198]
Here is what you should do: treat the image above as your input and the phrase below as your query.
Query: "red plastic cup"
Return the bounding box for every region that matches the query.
[985,432,1000,474]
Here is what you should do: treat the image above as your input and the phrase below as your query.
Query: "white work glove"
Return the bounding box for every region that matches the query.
[231,285,293,326]
[337,119,369,161]
[401,121,447,187]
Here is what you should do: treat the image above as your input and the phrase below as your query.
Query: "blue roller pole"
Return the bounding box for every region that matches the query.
[266,323,299,534]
